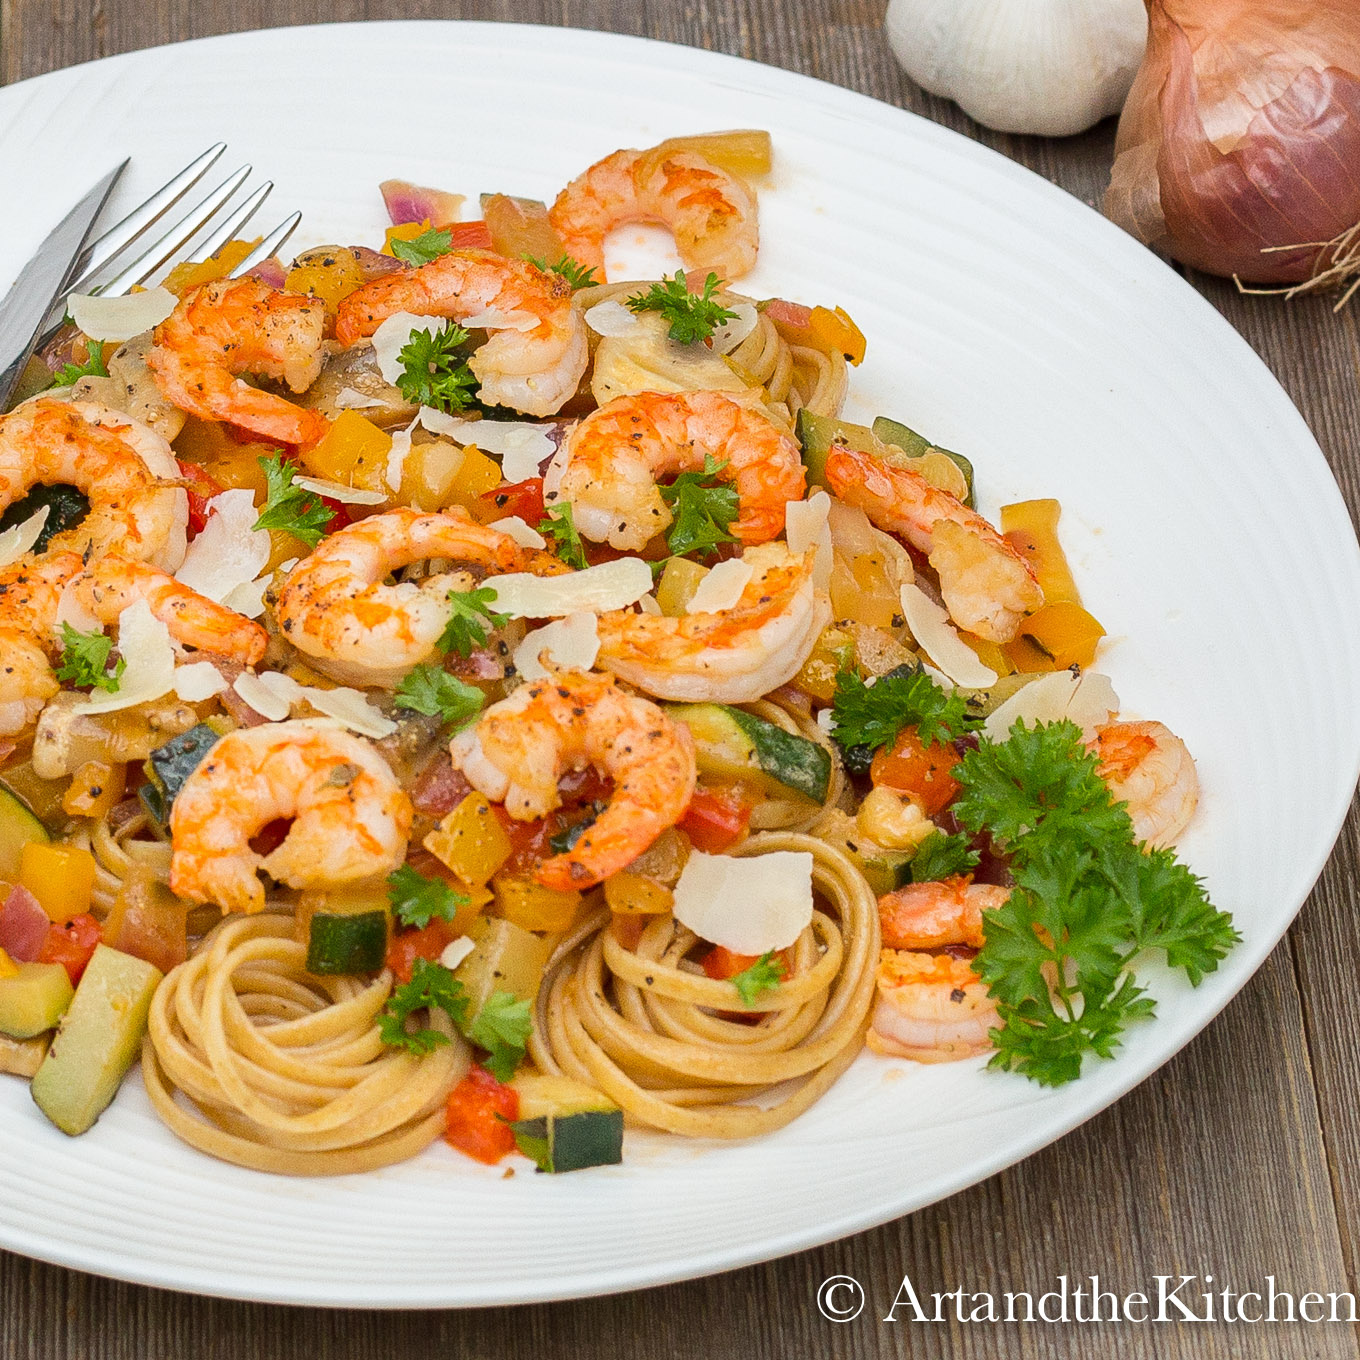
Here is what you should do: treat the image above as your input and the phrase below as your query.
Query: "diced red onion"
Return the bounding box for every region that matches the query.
[379,179,465,229]
[244,257,288,290]
[351,245,407,282]
[0,885,51,962]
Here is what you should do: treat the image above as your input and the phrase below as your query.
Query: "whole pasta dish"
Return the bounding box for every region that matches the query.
[0,130,1238,1178]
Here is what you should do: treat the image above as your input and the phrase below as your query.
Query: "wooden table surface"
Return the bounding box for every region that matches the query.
[4,2,1360,1355]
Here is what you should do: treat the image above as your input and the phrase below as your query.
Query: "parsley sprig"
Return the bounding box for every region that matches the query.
[386,864,469,930]
[252,453,335,548]
[830,665,975,757]
[955,719,1239,1087]
[909,830,979,884]
[437,586,509,657]
[626,270,737,345]
[660,455,739,559]
[379,958,532,1081]
[731,952,785,1007]
[393,664,485,730]
[49,342,108,389]
[538,501,587,570]
[395,321,478,413]
[525,253,597,291]
[55,623,124,692]
[389,226,454,267]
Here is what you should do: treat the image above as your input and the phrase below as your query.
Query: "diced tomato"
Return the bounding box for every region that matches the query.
[679,781,754,852]
[410,753,475,819]
[493,767,614,876]
[700,944,791,982]
[176,459,224,536]
[480,477,545,526]
[448,221,493,251]
[38,913,102,985]
[762,298,813,330]
[870,728,962,816]
[444,1063,520,1164]
[385,919,458,984]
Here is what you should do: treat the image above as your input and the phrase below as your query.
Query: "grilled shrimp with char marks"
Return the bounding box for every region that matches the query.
[595,542,830,703]
[169,720,412,914]
[546,390,805,551]
[148,278,329,447]
[549,146,758,283]
[334,250,588,418]
[448,670,697,891]
[0,398,187,569]
[825,443,1042,643]
[274,507,568,689]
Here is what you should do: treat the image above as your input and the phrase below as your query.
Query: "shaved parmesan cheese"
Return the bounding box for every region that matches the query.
[67,286,176,342]
[419,412,556,482]
[439,936,476,971]
[982,670,1120,743]
[899,584,996,688]
[175,489,271,604]
[386,415,418,491]
[584,300,642,337]
[514,612,600,680]
[485,556,652,618]
[173,661,229,702]
[461,308,538,332]
[222,576,270,620]
[785,491,834,591]
[72,600,175,715]
[0,506,48,570]
[231,669,396,737]
[638,593,663,616]
[686,559,753,614]
[672,850,814,954]
[54,581,100,638]
[332,387,387,410]
[710,301,759,355]
[233,671,294,721]
[293,475,387,506]
[372,312,451,386]
[488,516,547,550]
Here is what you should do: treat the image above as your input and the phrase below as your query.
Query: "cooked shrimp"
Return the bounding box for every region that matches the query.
[546,390,805,550]
[333,250,588,417]
[148,278,330,447]
[448,670,697,891]
[1090,719,1199,848]
[169,720,412,914]
[549,146,758,283]
[595,542,830,702]
[824,444,1042,642]
[878,876,1010,951]
[0,550,266,736]
[0,399,187,569]
[866,949,1000,1063]
[274,507,567,688]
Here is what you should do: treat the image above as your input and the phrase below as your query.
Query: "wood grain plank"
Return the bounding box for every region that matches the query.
[2,5,1358,1360]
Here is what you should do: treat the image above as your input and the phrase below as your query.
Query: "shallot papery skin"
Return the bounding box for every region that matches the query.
[1105,0,1360,283]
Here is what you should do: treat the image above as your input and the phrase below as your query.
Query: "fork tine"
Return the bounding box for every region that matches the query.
[92,164,253,297]
[65,142,227,294]
[190,180,274,266]
[228,213,303,279]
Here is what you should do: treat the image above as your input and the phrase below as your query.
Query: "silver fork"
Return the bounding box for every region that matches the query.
[44,143,301,330]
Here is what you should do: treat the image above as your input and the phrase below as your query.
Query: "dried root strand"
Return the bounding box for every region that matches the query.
[1234,222,1360,312]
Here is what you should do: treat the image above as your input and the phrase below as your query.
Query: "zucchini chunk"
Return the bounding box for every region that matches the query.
[298,881,391,975]
[139,723,222,825]
[30,943,162,1136]
[0,784,51,881]
[0,1032,50,1078]
[871,416,976,508]
[510,1072,624,1173]
[668,703,831,804]
[0,962,74,1040]
[453,917,551,1016]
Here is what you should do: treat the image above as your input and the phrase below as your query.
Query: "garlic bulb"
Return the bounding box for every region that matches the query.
[885,0,1149,138]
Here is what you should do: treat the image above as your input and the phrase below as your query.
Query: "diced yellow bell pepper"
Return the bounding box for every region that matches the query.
[301,409,393,491]
[480,194,565,264]
[1000,499,1081,607]
[19,843,96,922]
[809,305,866,365]
[656,558,709,617]
[603,872,674,915]
[493,876,583,933]
[0,949,18,980]
[382,220,432,257]
[829,551,898,630]
[162,238,261,296]
[61,761,126,819]
[446,445,503,515]
[424,794,513,887]
[173,420,274,499]
[959,633,1014,679]
[1011,602,1106,671]
[265,531,311,573]
[285,247,365,311]
[643,130,774,179]
[792,625,856,703]
[398,439,468,512]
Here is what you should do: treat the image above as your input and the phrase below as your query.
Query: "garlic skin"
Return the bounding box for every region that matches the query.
[885,0,1149,138]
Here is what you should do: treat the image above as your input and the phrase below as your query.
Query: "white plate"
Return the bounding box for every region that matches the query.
[1,20,1358,1309]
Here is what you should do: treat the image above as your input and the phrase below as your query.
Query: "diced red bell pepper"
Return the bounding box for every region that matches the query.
[480,477,545,526]
[869,728,961,817]
[176,459,225,536]
[679,782,754,852]
[385,919,458,984]
[38,912,102,985]
[700,944,791,983]
[448,221,494,251]
[444,1063,520,1164]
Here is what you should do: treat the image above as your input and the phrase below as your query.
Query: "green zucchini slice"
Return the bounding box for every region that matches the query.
[668,703,831,804]
[510,1072,624,1173]
[0,783,51,881]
